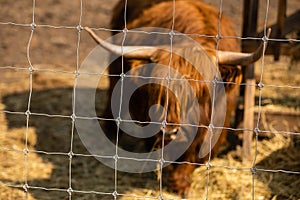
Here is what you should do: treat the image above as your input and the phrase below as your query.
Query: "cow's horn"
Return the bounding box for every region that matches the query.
[218,28,271,66]
[86,27,271,65]
[85,27,157,59]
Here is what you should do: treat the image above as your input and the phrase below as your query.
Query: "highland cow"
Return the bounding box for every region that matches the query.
[85,0,267,196]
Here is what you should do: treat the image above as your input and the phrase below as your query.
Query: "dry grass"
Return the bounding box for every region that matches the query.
[190,134,299,200]
[254,56,300,111]
[116,132,299,200]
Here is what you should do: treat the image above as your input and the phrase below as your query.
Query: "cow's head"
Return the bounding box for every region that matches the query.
[85,27,270,144]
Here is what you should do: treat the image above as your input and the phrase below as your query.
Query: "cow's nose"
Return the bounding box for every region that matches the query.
[162,126,179,140]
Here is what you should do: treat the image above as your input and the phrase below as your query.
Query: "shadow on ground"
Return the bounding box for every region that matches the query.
[2,87,158,199]
[256,139,300,200]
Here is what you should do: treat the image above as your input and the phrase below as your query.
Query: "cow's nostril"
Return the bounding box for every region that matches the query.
[162,127,179,140]
[169,128,178,134]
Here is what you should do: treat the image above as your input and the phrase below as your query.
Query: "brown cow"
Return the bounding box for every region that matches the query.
[85,0,268,196]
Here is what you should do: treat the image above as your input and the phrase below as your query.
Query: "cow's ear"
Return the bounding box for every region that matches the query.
[219,65,242,92]
[149,49,173,64]
[127,59,149,69]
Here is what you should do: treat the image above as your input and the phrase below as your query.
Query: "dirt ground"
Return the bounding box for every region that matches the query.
[0,0,299,200]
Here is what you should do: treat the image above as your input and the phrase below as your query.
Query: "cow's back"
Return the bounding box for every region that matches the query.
[111,0,172,30]
[111,0,239,52]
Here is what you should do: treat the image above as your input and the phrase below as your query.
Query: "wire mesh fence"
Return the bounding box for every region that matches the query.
[0,0,299,199]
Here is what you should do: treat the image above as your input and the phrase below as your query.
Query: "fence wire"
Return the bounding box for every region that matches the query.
[0,0,299,200]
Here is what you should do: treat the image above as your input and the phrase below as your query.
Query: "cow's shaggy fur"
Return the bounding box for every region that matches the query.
[105,0,242,196]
